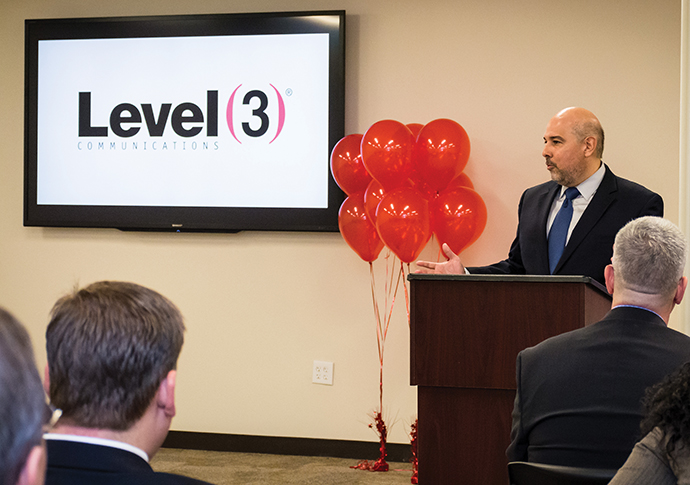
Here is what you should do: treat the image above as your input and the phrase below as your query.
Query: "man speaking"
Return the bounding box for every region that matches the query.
[416,107,663,286]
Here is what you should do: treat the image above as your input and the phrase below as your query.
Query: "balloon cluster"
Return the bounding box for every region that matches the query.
[332,119,487,263]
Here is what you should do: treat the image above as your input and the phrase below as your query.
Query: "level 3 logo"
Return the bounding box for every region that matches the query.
[78,85,288,146]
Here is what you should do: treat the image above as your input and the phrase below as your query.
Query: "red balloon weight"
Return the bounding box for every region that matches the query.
[376,187,431,263]
[339,194,384,262]
[447,172,474,190]
[330,134,372,195]
[364,179,386,227]
[406,123,424,138]
[431,187,487,255]
[414,119,471,193]
[361,120,415,191]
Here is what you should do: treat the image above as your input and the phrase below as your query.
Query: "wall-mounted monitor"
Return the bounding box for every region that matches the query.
[24,11,345,232]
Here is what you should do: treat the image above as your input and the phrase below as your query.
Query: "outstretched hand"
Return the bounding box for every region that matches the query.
[415,243,466,274]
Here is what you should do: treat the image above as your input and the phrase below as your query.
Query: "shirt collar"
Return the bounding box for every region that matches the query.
[43,433,150,462]
[557,162,606,201]
[612,304,665,323]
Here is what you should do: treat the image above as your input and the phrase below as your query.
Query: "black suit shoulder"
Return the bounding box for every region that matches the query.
[521,307,690,362]
[469,165,662,285]
[508,307,690,469]
[518,166,662,224]
[45,440,214,485]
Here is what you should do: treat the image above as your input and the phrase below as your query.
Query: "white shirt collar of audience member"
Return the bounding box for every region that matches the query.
[43,432,150,462]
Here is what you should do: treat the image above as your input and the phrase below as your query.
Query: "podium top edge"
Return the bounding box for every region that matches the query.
[407,274,609,295]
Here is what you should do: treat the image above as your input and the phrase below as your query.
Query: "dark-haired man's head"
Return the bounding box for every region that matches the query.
[45,281,185,458]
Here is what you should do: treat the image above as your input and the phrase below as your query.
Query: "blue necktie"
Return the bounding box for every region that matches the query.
[548,187,580,274]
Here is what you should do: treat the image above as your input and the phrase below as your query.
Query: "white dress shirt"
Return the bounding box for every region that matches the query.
[545,162,606,244]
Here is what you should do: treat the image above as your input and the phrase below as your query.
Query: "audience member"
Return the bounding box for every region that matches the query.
[43,281,212,485]
[416,107,663,286]
[610,361,690,484]
[507,216,690,469]
[0,307,48,485]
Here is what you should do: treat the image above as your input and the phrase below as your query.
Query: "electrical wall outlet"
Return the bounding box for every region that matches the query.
[312,360,334,385]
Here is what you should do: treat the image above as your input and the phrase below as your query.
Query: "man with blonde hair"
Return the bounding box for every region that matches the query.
[43,281,211,485]
[507,216,690,469]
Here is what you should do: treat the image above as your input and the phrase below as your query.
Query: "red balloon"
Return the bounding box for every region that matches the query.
[338,193,384,262]
[406,123,424,138]
[330,134,372,195]
[410,176,439,201]
[376,187,431,263]
[447,172,474,190]
[364,179,386,227]
[361,120,415,191]
[414,119,471,193]
[431,187,487,255]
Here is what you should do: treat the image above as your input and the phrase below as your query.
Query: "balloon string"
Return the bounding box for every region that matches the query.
[370,262,383,367]
[381,251,391,367]
[381,251,394,364]
[384,250,393,332]
[381,251,393,407]
[369,252,410,418]
[370,251,407,411]
[379,362,384,413]
[371,255,386,409]
[384,261,404,341]
[403,262,411,327]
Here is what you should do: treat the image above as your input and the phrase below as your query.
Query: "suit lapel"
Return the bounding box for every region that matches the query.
[554,166,617,273]
[531,182,560,274]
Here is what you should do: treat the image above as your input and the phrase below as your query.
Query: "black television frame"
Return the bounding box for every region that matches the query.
[24,10,345,233]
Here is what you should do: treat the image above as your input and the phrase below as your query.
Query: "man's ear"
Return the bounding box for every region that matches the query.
[16,444,46,485]
[156,370,176,418]
[674,276,688,305]
[604,264,615,294]
[583,135,597,158]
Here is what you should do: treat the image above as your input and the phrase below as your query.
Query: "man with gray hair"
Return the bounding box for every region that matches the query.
[0,307,48,485]
[507,216,690,470]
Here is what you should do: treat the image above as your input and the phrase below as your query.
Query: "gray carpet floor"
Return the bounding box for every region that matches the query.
[151,448,415,484]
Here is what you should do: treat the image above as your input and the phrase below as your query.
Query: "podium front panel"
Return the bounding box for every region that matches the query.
[410,275,611,389]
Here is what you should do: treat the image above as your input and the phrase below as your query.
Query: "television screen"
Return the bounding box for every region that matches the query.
[24,11,345,232]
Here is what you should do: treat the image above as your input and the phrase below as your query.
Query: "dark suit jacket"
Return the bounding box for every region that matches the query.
[46,439,213,485]
[506,307,690,469]
[468,165,663,286]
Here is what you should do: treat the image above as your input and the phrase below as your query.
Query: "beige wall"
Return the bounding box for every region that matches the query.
[0,0,682,445]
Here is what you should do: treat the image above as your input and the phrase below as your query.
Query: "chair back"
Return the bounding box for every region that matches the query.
[508,461,617,485]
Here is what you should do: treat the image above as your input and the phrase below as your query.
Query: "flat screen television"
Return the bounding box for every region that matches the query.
[24,10,345,232]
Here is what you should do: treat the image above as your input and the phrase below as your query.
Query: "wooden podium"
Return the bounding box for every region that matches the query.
[408,274,612,484]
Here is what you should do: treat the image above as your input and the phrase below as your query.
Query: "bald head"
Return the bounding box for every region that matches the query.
[542,107,605,187]
[553,107,604,159]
